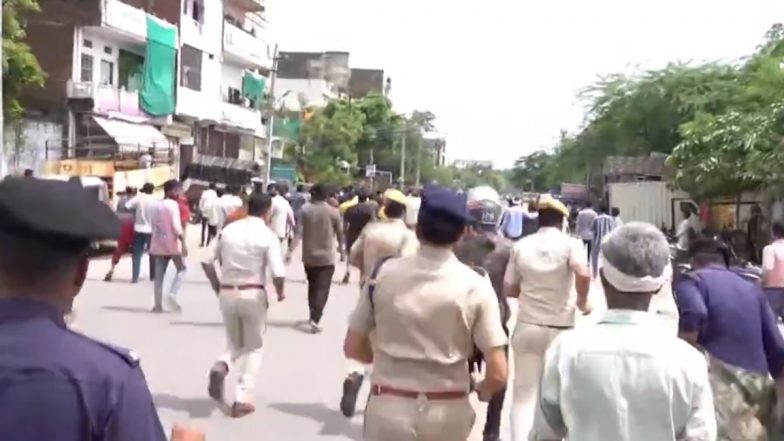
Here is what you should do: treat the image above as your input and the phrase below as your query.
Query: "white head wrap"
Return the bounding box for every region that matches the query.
[600,254,672,293]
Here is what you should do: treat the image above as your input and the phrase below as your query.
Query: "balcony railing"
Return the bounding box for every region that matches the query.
[67,80,144,117]
[223,20,270,68]
[219,94,262,132]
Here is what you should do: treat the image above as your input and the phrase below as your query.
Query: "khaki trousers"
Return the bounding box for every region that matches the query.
[217,288,268,404]
[510,322,566,441]
[364,394,475,441]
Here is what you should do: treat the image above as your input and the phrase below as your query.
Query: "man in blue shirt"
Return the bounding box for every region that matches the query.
[500,197,525,240]
[0,177,201,441]
[676,237,784,440]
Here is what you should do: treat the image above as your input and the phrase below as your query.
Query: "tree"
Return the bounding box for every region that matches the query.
[510,151,555,191]
[2,0,46,119]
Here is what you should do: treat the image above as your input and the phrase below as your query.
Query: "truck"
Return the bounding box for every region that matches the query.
[607,181,696,232]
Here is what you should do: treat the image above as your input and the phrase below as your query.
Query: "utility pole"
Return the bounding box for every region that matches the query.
[263,43,279,187]
[399,122,406,185]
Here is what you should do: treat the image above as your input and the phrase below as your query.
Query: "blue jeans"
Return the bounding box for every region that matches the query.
[131,232,152,283]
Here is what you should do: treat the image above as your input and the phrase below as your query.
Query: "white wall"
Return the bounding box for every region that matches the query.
[3,119,63,175]
[180,0,223,55]
[176,50,221,120]
[275,78,337,111]
[75,28,145,89]
[221,62,244,99]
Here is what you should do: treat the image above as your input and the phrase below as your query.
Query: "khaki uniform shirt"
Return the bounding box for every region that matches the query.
[349,218,418,282]
[348,245,508,392]
[504,226,587,328]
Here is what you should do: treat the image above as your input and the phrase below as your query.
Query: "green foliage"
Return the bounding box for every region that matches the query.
[2,0,46,119]
[512,23,784,200]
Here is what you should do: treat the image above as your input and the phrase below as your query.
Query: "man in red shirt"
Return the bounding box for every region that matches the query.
[177,194,191,239]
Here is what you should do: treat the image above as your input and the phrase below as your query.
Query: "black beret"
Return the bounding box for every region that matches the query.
[0,177,121,245]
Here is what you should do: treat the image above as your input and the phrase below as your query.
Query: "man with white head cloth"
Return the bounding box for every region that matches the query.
[529,222,715,441]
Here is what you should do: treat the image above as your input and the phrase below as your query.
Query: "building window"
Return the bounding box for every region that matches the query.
[104,46,112,55]
[180,45,202,91]
[80,53,93,82]
[119,49,144,92]
[83,39,93,49]
[100,60,114,86]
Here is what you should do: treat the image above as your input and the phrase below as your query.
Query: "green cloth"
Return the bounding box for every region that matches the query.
[273,117,302,139]
[140,16,176,116]
[241,72,266,109]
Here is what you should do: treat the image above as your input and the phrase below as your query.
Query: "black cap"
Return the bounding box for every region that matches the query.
[0,177,121,246]
[419,184,472,225]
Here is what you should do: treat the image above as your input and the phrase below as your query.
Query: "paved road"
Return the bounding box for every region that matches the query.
[76,229,509,440]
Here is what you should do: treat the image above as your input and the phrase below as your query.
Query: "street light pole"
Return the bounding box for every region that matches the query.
[400,122,406,184]
[263,43,279,187]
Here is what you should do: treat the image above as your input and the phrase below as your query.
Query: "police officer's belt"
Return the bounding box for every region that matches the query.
[220,284,265,290]
[370,384,468,400]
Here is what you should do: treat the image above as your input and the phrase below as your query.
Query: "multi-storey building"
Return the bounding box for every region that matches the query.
[19,0,272,177]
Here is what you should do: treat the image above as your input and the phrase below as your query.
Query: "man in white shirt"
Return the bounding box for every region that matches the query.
[676,205,702,250]
[267,183,295,260]
[530,222,715,441]
[575,202,597,261]
[219,186,244,229]
[405,187,421,229]
[201,193,285,419]
[199,182,218,247]
[126,183,156,283]
[504,198,591,441]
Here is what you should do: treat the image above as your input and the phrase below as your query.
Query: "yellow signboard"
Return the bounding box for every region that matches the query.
[113,166,174,191]
[43,160,115,177]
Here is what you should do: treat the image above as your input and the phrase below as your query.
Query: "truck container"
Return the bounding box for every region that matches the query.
[607,181,695,231]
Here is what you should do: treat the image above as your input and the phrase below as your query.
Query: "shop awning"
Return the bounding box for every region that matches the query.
[93,116,169,153]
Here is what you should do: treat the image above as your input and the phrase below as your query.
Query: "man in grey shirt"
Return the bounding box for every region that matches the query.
[299,183,345,333]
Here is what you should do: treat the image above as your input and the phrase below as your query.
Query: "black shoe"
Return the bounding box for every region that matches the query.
[208,362,228,401]
[340,372,364,417]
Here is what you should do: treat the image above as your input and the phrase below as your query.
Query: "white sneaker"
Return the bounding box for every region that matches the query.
[309,320,322,334]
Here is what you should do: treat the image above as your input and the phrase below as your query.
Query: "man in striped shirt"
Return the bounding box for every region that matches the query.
[590,205,617,279]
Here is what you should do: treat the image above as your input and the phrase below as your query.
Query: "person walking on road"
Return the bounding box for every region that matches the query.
[590,205,617,278]
[268,183,295,261]
[343,184,508,441]
[676,237,784,440]
[405,187,422,229]
[299,183,345,334]
[340,188,378,285]
[339,188,417,417]
[530,223,716,441]
[500,197,525,241]
[575,201,597,262]
[199,182,218,247]
[126,182,156,283]
[762,221,784,322]
[149,179,188,313]
[454,195,512,441]
[504,197,591,441]
[0,177,203,441]
[219,186,244,229]
[202,193,286,418]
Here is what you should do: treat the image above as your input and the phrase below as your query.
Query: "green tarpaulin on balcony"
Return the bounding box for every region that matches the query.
[242,72,266,109]
[273,117,302,140]
[140,16,176,116]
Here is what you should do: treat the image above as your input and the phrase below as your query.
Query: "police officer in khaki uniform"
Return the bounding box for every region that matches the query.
[340,188,419,417]
[344,184,508,441]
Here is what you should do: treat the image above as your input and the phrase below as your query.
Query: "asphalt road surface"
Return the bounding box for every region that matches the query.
[75,227,520,441]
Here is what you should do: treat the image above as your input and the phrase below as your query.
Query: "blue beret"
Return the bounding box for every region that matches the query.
[419,184,471,224]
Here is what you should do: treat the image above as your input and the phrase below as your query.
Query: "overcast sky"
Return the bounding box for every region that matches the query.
[269,0,784,168]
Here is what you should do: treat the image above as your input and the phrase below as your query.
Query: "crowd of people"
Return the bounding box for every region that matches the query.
[4,174,784,441]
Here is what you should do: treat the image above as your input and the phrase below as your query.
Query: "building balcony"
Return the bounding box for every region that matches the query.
[219,99,263,134]
[225,0,265,14]
[223,20,271,69]
[67,80,145,118]
[101,0,149,43]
